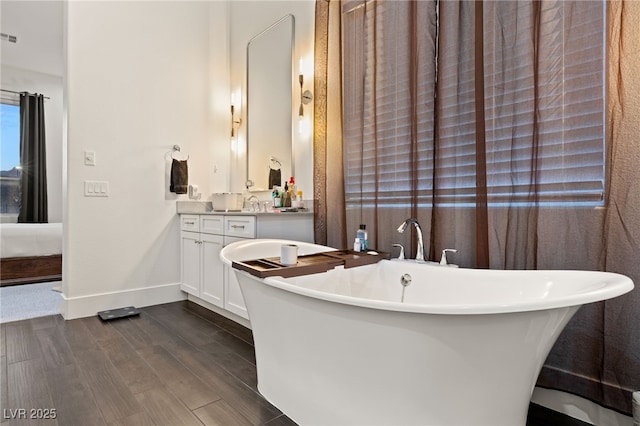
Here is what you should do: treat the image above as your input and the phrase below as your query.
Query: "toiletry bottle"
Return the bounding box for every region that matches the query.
[272,186,281,208]
[356,224,368,251]
[289,176,296,197]
[353,237,361,252]
[283,183,288,207]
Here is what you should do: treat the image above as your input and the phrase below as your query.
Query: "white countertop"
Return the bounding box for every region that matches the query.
[176,201,313,216]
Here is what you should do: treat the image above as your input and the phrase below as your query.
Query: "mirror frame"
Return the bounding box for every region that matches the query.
[245,14,295,191]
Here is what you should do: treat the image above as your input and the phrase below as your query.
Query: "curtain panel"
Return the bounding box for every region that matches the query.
[536,1,640,414]
[314,0,347,249]
[314,0,640,415]
[18,92,48,223]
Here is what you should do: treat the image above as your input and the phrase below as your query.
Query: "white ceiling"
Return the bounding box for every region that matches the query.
[1,0,64,77]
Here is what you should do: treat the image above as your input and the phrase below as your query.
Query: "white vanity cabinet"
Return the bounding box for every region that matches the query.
[180,214,256,321]
[222,216,256,319]
[179,210,313,326]
[180,215,225,308]
[223,235,251,318]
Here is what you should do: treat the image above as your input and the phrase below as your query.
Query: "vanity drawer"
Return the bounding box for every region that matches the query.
[180,215,200,232]
[224,216,256,238]
[200,215,224,235]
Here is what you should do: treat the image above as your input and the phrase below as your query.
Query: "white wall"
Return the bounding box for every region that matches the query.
[1,65,63,223]
[62,1,230,318]
[210,2,232,193]
[229,0,315,199]
[61,0,313,319]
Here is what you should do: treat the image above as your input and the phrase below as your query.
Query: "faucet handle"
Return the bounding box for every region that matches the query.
[392,244,405,260]
[440,248,458,265]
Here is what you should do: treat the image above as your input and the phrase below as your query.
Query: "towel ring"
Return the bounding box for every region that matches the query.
[269,156,281,169]
[169,144,189,161]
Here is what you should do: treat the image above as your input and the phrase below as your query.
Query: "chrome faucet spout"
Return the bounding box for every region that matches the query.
[246,195,260,212]
[396,218,425,262]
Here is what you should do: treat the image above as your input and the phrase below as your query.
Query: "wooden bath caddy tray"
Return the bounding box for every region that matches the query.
[232,250,390,278]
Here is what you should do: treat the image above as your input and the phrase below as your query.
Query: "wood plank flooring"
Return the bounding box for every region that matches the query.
[0,301,588,426]
[0,301,291,426]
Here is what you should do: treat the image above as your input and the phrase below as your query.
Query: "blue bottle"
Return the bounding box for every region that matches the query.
[356,224,368,252]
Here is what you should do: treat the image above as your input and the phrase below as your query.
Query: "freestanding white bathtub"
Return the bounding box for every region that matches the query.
[220,239,634,426]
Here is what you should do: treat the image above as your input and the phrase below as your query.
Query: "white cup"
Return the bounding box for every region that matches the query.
[280,244,298,265]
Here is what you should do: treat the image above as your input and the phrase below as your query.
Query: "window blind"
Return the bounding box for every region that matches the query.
[343,0,437,207]
[343,0,605,207]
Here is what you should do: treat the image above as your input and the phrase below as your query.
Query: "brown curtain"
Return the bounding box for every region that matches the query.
[314,0,640,415]
[314,0,347,249]
[537,1,640,414]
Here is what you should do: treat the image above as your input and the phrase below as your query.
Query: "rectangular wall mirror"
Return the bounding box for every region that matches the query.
[246,14,295,191]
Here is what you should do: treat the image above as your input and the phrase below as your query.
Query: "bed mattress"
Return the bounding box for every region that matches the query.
[0,223,62,258]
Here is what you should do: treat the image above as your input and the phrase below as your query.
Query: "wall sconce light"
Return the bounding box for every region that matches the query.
[298,58,313,118]
[231,104,242,138]
[231,92,242,139]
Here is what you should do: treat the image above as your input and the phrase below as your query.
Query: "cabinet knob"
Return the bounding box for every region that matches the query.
[231,225,245,229]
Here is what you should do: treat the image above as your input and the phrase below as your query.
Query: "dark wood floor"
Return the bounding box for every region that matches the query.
[0,301,588,426]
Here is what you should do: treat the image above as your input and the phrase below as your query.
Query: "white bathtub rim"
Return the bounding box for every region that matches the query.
[257,267,632,315]
[222,239,634,316]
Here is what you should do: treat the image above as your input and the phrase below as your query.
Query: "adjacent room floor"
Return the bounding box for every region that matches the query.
[0,281,62,324]
[0,301,588,425]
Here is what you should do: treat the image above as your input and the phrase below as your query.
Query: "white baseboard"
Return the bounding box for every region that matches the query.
[59,282,186,320]
[532,387,633,426]
[186,294,252,330]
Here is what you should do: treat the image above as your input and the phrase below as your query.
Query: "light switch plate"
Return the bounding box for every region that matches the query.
[84,180,109,197]
[84,150,96,166]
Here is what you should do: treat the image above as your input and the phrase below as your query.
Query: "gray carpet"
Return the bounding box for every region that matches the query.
[0,281,62,323]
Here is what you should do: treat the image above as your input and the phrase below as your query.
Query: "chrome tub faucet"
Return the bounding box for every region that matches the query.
[397,218,425,262]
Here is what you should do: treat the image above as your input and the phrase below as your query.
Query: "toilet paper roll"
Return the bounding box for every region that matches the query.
[281,244,298,266]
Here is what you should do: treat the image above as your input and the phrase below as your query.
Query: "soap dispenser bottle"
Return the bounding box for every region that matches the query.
[353,237,361,252]
[356,224,368,251]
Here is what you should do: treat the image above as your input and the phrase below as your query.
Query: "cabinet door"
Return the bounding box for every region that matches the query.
[180,231,200,296]
[223,236,250,319]
[200,233,224,308]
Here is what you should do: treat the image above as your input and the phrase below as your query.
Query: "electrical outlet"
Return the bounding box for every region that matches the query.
[84,180,109,197]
